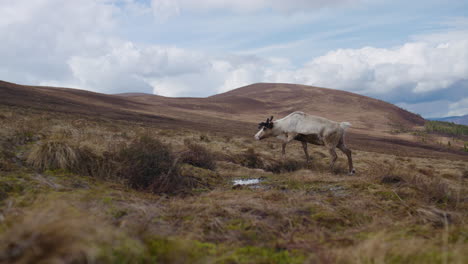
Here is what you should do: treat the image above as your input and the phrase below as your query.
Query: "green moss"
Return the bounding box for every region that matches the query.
[220,246,305,264]
[0,171,42,205]
[145,237,305,264]
[146,237,218,263]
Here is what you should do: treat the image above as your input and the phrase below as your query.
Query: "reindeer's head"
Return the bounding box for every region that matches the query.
[254,116,275,140]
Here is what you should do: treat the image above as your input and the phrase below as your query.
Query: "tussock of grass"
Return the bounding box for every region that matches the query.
[26,139,104,179]
[27,140,82,171]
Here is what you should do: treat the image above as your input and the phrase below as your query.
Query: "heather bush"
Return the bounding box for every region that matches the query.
[117,136,194,194]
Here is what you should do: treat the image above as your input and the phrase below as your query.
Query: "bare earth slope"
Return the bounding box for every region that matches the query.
[1,80,465,159]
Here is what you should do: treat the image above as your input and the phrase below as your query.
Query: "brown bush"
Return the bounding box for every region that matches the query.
[180,142,216,171]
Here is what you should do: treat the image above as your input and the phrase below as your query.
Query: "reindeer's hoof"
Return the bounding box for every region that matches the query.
[348,169,356,175]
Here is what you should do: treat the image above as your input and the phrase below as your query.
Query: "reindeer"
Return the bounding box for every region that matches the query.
[254,111,355,175]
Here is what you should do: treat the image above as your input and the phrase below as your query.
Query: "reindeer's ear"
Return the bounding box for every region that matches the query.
[270,116,273,121]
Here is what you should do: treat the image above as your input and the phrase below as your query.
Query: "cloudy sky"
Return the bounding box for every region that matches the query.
[1,0,468,118]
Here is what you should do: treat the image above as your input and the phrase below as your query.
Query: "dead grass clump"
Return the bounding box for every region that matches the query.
[117,136,193,194]
[26,140,99,176]
[27,140,81,171]
[416,207,454,227]
[416,177,454,205]
[181,142,216,171]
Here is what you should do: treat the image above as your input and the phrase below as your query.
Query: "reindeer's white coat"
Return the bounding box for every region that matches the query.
[255,111,355,174]
[255,112,350,140]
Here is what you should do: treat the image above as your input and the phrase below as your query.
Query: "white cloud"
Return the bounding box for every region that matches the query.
[66,41,209,94]
[292,39,468,97]
[0,0,117,83]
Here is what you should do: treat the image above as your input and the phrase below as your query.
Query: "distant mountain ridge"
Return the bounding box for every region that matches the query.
[428,115,468,126]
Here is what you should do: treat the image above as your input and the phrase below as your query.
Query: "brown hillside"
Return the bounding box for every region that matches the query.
[208,83,425,132]
[1,80,465,159]
[120,83,425,133]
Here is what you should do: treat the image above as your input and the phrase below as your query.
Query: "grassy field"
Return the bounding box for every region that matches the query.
[0,106,467,264]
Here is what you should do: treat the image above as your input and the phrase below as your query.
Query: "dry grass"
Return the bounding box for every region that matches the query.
[27,140,82,171]
[0,106,467,263]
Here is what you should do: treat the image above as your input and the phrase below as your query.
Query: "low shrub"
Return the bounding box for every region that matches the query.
[117,136,194,194]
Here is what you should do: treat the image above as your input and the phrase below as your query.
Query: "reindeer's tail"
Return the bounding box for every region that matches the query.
[340,122,352,130]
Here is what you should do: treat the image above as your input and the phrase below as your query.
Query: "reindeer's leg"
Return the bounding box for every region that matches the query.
[338,142,355,175]
[301,141,310,162]
[328,147,338,173]
[280,133,297,160]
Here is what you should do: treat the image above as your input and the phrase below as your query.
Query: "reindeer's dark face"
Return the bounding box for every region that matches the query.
[254,116,274,140]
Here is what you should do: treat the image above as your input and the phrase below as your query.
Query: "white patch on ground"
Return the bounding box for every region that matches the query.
[232,178,261,185]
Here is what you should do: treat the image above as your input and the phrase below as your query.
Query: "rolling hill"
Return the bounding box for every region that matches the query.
[1,80,464,159]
